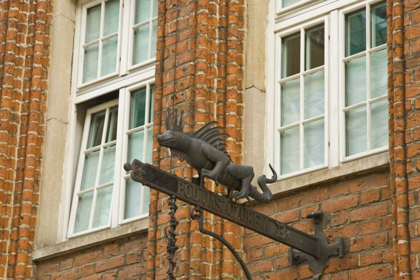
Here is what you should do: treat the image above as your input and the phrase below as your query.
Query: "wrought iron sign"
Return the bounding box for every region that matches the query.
[124,109,345,280]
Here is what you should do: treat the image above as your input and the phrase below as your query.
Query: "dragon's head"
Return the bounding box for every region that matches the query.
[157,108,191,152]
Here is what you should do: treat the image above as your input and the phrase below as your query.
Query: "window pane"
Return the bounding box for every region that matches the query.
[88,110,106,148]
[106,106,119,142]
[371,3,387,47]
[371,99,388,149]
[281,79,300,126]
[131,88,147,128]
[74,192,93,233]
[99,145,116,185]
[345,56,366,107]
[81,150,100,190]
[370,49,387,99]
[305,26,324,70]
[282,0,299,8]
[86,5,101,43]
[153,0,158,17]
[280,127,300,175]
[135,0,151,24]
[83,43,99,83]
[304,119,324,168]
[282,33,300,78]
[146,127,153,164]
[143,186,150,214]
[149,86,155,123]
[129,130,145,162]
[125,178,142,219]
[101,36,118,76]
[103,0,120,36]
[92,186,113,228]
[133,24,150,65]
[304,70,324,119]
[346,106,367,156]
[151,20,158,58]
[346,10,366,56]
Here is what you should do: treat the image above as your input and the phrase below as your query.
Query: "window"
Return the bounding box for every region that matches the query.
[270,0,388,178]
[77,0,158,87]
[342,2,387,159]
[278,24,327,175]
[67,0,157,238]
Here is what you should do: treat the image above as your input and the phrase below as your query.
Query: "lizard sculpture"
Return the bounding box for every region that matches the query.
[156,109,277,204]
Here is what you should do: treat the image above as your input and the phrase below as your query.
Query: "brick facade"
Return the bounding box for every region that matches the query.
[10,0,420,279]
[35,233,148,280]
[0,0,53,278]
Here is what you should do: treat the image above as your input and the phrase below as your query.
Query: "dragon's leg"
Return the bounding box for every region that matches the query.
[227,164,254,201]
[201,145,230,184]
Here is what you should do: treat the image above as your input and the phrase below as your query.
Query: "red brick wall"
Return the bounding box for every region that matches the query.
[0,0,53,278]
[34,233,148,280]
[245,169,394,279]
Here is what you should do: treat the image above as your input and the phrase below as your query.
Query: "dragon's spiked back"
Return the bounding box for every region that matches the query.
[164,108,184,132]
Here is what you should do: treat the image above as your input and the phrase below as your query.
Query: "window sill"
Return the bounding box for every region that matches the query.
[32,217,149,261]
[267,152,389,197]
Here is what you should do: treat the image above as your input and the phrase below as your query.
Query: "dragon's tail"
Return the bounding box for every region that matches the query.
[249,164,277,204]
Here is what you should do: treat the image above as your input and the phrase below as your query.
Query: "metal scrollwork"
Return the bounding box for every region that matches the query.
[166,195,179,280]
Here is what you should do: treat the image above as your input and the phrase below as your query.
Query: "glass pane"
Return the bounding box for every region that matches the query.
[146,127,153,164]
[143,186,150,214]
[370,49,387,99]
[305,26,324,70]
[346,10,366,56]
[345,56,366,107]
[131,88,147,128]
[81,150,100,190]
[93,186,113,228]
[153,0,158,17]
[99,145,116,185]
[74,192,93,233]
[151,20,157,58]
[101,36,118,77]
[104,0,120,36]
[304,119,324,168]
[129,130,145,162]
[282,33,300,78]
[125,178,142,219]
[371,3,387,47]
[282,0,299,8]
[346,106,367,156]
[88,110,106,148]
[135,0,151,24]
[280,127,300,175]
[83,43,99,83]
[149,85,155,123]
[133,24,150,65]
[133,24,149,65]
[86,4,101,43]
[107,106,119,142]
[281,79,300,126]
[371,99,388,149]
[304,70,324,119]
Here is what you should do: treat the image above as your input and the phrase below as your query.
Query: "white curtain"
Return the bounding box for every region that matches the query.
[304,70,324,119]
[370,49,387,98]
[101,36,118,76]
[304,119,324,168]
[371,99,388,149]
[281,79,300,126]
[346,106,367,156]
[74,192,93,233]
[104,0,119,36]
[125,179,142,218]
[93,186,113,228]
[99,145,116,185]
[281,127,299,174]
[133,24,150,65]
[135,0,151,24]
[345,56,366,106]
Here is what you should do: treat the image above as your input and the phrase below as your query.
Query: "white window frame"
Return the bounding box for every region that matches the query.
[68,99,123,238]
[78,0,124,88]
[273,16,330,180]
[268,0,388,181]
[339,0,388,163]
[127,0,158,71]
[75,0,158,90]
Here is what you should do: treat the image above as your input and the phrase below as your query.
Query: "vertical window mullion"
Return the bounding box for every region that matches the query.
[299,28,305,170]
[366,4,372,151]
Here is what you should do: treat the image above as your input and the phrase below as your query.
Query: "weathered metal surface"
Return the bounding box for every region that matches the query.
[166,196,178,280]
[125,159,320,258]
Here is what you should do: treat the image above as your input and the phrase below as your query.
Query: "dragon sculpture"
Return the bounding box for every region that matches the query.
[156,109,277,204]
